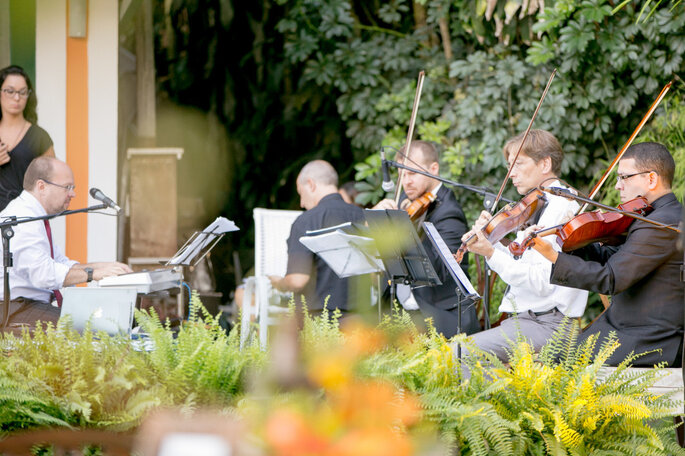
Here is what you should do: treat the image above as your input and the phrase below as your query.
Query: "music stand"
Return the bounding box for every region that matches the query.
[423,221,481,359]
[364,209,442,311]
[167,217,239,267]
[299,222,384,278]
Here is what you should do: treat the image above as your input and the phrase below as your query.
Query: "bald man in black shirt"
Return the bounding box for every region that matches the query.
[269,160,365,314]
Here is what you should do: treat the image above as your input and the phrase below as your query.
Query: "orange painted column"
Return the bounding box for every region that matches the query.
[65,0,88,262]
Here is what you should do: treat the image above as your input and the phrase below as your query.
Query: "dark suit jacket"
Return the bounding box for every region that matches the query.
[405,185,480,337]
[551,192,684,366]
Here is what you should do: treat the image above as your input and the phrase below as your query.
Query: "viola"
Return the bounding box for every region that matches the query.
[405,191,436,221]
[508,196,653,258]
[454,188,548,263]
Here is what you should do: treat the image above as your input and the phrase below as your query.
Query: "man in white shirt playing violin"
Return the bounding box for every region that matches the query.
[0,156,132,330]
[455,129,588,365]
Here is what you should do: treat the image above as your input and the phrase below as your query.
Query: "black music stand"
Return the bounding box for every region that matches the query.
[381,152,515,331]
[423,221,481,359]
[364,209,442,311]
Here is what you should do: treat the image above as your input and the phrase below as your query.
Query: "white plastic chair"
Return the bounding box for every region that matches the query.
[240,208,302,349]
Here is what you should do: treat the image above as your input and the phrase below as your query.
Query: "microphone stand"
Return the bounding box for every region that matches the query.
[383,158,514,206]
[383,158,513,330]
[1,204,109,329]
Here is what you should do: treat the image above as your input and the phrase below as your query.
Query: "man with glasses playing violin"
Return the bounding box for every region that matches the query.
[373,140,479,338]
[455,130,588,365]
[535,142,684,367]
[0,156,132,331]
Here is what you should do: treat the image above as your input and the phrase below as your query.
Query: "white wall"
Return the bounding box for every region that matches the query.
[87,1,118,261]
[36,0,119,261]
[35,0,67,247]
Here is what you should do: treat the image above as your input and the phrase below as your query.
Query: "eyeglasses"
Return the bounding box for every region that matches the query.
[616,171,652,184]
[1,88,31,99]
[41,178,75,191]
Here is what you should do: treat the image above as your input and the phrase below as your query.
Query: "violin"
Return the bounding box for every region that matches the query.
[454,188,548,262]
[454,69,558,264]
[508,196,653,258]
[405,191,436,221]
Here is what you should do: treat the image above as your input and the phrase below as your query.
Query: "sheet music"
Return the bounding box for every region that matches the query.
[168,217,239,265]
[422,222,479,297]
[299,230,384,278]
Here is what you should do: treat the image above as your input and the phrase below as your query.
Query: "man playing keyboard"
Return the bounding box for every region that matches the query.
[0,156,132,330]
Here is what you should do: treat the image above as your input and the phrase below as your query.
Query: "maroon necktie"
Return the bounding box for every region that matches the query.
[43,219,63,306]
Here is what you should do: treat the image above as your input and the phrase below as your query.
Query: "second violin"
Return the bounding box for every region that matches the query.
[508,196,653,258]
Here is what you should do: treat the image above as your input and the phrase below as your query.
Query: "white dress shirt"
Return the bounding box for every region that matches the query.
[486,181,588,317]
[0,191,77,302]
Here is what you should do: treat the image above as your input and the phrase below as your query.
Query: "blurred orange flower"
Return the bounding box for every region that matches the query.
[265,408,328,456]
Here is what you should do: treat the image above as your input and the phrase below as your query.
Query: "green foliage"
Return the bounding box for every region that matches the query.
[301,308,685,455]
[613,0,685,23]
[133,293,267,408]
[0,375,72,432]
[1,304,684,454]
[0,295,265,433]
[0,319,161,430]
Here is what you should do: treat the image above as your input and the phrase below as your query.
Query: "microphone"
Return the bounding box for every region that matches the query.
[380,149,395,192]
[89,188,121,213]
[542,186,573,198]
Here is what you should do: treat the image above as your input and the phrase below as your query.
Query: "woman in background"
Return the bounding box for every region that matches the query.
[0,65,55,211]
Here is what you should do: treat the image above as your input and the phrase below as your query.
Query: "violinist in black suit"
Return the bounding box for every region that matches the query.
[373,140,479,337]
[534,142,684,366]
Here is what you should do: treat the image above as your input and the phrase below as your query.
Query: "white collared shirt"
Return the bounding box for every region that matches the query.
[0,191,77,302]
[486,181,588,317]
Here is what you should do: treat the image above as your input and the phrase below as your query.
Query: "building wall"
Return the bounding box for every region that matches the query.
[35,0,118,262]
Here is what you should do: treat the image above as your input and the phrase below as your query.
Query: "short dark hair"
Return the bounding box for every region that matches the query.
[0,65,38,124]
[623,142,674,188]
[402,140,439,166]
[23,156,55,190]
[503,129,563,176]
[340,181,358,198]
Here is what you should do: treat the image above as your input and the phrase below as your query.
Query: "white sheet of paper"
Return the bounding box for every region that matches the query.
[423,222,479,297]
[299,230,384,278]
[168,217,239,265]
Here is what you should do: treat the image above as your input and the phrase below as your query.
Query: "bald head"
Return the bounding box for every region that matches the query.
[297,160,338,187]
[24,156,76,214]
[24,156,59,191]
[296,160,340,210]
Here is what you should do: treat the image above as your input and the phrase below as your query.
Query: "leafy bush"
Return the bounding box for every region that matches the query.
[295,310,685,455]
[2,300,683,455]
[0,293,265,432]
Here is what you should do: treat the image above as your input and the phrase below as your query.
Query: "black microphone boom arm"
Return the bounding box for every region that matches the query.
[383,159,513,206]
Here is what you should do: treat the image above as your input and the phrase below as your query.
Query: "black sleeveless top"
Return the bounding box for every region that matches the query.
[0,124,53,211]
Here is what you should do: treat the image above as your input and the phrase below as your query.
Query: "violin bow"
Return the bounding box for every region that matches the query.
[578,80,673,214]
[490,68,557,215]
[394,71,426,205]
